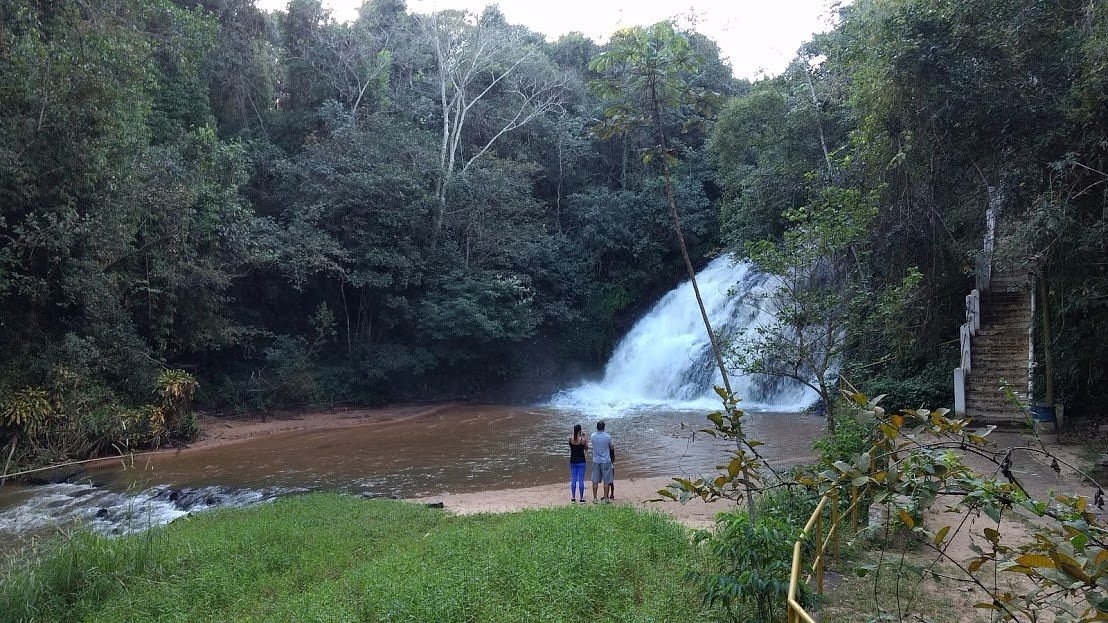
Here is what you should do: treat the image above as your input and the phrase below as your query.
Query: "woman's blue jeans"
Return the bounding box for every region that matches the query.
[570,462,586,500]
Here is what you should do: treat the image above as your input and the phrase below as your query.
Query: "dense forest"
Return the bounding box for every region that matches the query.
[1,0,1106,465]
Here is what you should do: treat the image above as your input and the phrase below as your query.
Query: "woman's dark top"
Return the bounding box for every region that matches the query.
[569,438,587,464]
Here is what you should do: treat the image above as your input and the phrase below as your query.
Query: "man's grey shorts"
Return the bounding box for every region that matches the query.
[591,461,614,484]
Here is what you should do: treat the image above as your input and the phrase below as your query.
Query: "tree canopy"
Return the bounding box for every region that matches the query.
[3,0,1108,466]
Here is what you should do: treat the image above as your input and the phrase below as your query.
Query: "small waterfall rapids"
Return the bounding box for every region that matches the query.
[550,256,817,415]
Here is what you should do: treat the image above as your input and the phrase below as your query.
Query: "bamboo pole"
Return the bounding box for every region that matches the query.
[815,510,824,593]
[788,540,803,623]
[0,451,162,482]
[789,489,875,622]
[851,485,859,532]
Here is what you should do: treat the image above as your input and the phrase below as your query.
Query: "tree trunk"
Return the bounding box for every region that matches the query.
[1038,268,1055,407]
[819,380,835,435]
[649,78,754,516]
[556,130,564,233]
[804,67,833,176]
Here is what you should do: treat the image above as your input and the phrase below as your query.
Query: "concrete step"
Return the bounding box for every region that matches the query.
[982,300,1030,308]
[980,326,1030,335]
[965,400,1029,413]
[968,353,1029,364]
[970,332,1028,341]
[967,375,1030,387]
[966,382,1028,393]
[982,307,1031,316]
[990,273,1029,284]
[972,353,1028,362]
[972,338,1029,348]
[965,389,1027,400]
[968,370,1030,382]
[965,391,1029,405]
[984,289,1029,298]
[972,353,1029,362]
[966,381,1029,394]
[982,314,1031,322]
[982,300,1030,307]
[971,347,1029,357]
[966,402,1028,412]
[981,310,1031,319]
[966,412,1030,427]
[969,367,1029,376]
[979,325,1028,334]
[988,278,1030,289]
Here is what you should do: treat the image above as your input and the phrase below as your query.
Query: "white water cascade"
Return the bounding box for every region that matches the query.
[550,256,817,415]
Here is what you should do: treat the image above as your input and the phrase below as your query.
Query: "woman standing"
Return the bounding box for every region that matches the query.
[569,424,588,503]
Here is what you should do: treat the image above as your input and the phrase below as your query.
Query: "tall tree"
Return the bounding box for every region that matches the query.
[589,23,729,396]
[419,8,564,245]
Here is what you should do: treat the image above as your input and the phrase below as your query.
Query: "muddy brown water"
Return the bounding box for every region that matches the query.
[0,404,823,550]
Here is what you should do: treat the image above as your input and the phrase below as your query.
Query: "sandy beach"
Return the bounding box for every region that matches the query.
[412,476,730,528]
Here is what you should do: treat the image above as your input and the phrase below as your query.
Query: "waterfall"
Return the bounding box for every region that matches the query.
[550,255,817,415]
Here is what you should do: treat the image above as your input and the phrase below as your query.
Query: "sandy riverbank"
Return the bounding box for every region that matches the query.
[413,476,731,529]
[187,403,462,452]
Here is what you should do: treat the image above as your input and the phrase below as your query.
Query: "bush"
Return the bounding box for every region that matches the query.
[0,368,198,468]
[691,511,803,623]
[849,356,953,412]
[755,484,821,531]
[813,408,875,465]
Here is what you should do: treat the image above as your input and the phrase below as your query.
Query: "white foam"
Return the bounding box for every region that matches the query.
[0,482,286,537]
[550,256,818,417]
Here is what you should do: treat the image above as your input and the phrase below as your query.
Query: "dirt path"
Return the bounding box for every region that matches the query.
[827,430,1103,622]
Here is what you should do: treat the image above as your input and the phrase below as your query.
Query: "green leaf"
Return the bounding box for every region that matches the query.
[854,451,871,472]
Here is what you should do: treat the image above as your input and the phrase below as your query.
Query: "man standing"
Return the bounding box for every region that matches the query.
[590,421,614,503]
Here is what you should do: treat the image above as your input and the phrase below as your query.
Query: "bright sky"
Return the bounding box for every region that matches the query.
[254,0,844,80]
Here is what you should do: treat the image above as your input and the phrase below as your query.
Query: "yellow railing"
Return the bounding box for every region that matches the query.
[786,485,867,623]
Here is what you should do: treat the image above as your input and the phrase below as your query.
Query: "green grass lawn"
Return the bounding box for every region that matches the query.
[1,494,712,622]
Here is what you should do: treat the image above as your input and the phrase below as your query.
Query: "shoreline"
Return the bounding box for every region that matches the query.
[186,402,464,452]
[413,476,731,529]
[2,402,465,482]
[7,402,740,529]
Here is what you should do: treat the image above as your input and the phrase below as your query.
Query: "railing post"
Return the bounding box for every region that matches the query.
[815,510,824,594]
[831,488,840,557]
[954,367,966,416]
[851,485,859,533]
[966,289,980,335]
[960,323,972,373]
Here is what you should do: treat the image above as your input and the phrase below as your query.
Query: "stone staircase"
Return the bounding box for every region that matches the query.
[963,263,1032,423]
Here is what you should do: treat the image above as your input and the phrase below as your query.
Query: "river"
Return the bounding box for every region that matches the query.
[0,403,822,551]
